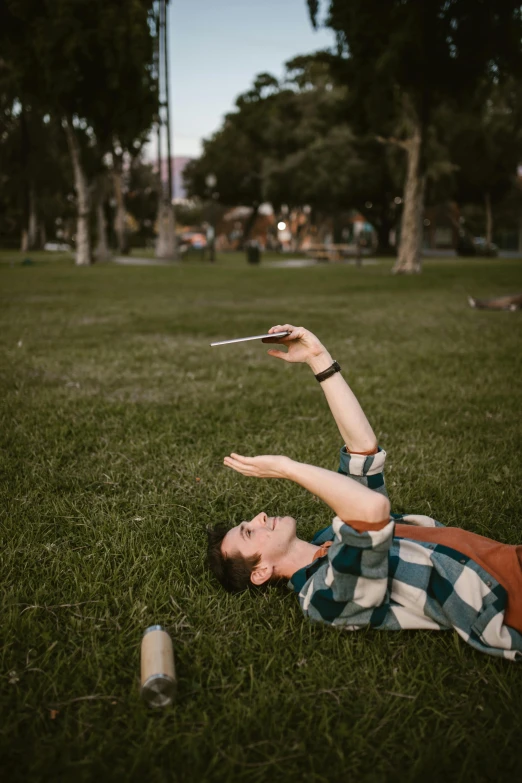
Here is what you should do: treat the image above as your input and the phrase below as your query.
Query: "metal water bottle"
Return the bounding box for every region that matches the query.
[140,625,176,708]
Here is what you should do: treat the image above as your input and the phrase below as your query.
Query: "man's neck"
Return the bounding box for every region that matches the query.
[276,538,320,580]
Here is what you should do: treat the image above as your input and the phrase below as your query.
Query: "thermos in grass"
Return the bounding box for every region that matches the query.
[140,625,176,708]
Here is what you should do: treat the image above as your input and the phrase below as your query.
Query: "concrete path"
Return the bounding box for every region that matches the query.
[112,256,175,266]
[112,255,381,269]
[110,252,522,268]
[264,258,380,267]
[263,258,319,268]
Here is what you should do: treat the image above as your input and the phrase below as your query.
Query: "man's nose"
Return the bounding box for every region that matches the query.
[252,512,267,527]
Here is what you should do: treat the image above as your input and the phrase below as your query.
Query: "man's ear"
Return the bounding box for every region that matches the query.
[250,563,273,586]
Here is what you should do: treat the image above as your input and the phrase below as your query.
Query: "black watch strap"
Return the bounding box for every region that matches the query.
[315,360,341,383]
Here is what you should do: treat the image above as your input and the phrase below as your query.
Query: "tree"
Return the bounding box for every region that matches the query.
[263,55,402,253]
[308,0,522,272]
[445,79,522,248]
[0,4,58,250]
[185,57,403,253]
[125,158,160,246]
[1,0,157,264]
[91,0,157,257]
[184,73,281,244]
[0,96,74,250]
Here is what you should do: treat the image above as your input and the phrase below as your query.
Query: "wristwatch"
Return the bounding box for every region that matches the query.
[315,360,341,383]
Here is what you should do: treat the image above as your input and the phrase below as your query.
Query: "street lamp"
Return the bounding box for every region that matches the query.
[205,173,217,262]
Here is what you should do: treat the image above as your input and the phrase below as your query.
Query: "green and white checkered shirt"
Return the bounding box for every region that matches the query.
[289,447,522,661]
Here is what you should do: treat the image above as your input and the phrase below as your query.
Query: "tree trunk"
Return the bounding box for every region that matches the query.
[19,105,29,252]
[393,124,425,274]
[484,191,493,248]
[112,160,128,254]
[94,178,111,262]
[27,184,39,249]
[155,200,177,258]
[63,119,91,266]
[20,184,39,251]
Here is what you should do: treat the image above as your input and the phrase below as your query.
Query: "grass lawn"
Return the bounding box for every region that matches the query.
[1,250,522,783]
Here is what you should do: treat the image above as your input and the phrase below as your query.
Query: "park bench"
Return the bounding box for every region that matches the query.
[304,243,359,262]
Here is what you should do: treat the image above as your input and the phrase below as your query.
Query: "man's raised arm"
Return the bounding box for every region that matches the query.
[263,324,377,454]
[223,453,390,525]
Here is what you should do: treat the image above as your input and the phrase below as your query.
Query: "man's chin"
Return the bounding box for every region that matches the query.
[281,515,297,534]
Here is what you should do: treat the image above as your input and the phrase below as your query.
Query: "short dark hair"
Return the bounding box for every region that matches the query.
[206,525,262,593]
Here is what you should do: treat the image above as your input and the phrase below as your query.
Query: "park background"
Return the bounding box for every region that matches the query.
[1,2,522,782]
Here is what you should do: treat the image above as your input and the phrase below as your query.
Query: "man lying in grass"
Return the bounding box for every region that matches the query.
[207,324,522,661]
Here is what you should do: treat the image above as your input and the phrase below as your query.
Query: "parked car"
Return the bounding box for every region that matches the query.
[44,242,72,252]
[473,237,499,257]
[456,235,498,257]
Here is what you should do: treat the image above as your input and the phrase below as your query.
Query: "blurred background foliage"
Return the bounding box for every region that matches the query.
[1,0,522,270]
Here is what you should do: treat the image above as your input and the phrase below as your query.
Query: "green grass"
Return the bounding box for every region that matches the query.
[1,251,522,783]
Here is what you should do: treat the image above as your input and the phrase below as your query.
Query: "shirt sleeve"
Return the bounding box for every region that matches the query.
[392,512,446,528]
[337,446,388,499]
[296,515,394,628]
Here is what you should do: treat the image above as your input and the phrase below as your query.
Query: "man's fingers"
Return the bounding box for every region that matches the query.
[263,325,291,343]
[226,453,255,468]
[223,456,256,477]
[263,325,299,345]
[224,458,249,472]
[266,323,298,341]
[278,323,300,338]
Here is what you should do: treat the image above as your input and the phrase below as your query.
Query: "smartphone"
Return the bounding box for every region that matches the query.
[210,331,291,347]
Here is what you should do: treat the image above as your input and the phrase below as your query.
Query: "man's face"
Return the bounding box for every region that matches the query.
[221,512,297,575]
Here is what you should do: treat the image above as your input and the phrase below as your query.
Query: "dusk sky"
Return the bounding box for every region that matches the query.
[147,0,335,160]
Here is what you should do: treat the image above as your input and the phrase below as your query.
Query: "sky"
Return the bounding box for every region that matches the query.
[147,0,335,161]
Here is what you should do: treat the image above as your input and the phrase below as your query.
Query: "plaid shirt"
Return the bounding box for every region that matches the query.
[289,447,522,661]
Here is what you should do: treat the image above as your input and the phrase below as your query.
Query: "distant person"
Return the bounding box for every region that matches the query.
[468,293,522,311]
[203,222,215,262]
[207,324,522,661]
[190,232,207,261]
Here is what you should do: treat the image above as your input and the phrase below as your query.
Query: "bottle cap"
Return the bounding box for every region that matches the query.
[141,673,176,708]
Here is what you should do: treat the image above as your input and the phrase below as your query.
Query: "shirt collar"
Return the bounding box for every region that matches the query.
[288,546,331,593]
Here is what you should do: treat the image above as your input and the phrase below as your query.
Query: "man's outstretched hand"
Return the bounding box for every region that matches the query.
[262,324,334,375]
[261,324,329,366]
[223,453,291,479]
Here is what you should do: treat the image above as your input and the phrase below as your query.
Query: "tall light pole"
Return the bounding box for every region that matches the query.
[164,0,174,204]
[155,0,178,259]
[154,1,161,191]
[205,173,217,262]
